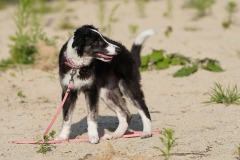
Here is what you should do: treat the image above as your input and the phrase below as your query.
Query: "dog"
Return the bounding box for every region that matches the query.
[57,25,155,143]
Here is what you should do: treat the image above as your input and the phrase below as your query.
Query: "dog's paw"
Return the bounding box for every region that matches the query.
[103,133,123,140]
[141,132,152,139]
[102,134,113,140]
[89,136,99,144]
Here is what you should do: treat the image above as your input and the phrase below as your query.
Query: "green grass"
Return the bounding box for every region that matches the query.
[154,128,177,160]
[208,83,240,105]
[236,144,240,159]
[59,20,75,30]
[0,0,55,70]
[163,0,173,17]
[164,26,173,37]
[37,130,56,154]
[222,1,238,29]
[128,24,138,36]
[106,3,120,36]
[135,0,148,17]
[140,49,223,77]
[17,91,26,99]
[184,0,215,18]
[96,1,120,35]
[98,0,106,31]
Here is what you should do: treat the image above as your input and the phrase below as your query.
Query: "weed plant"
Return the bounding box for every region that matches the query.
[141,49,223,77]
[236,144,240,159]
[37,130,56,154]
[163,0,173,17]
[184,0,215,18]
[9,0,37,64]
[0,0,55,70]
[59,19,75,30]
[17,91,26,99]
[208,83,240,105]
[154,128,177,160]
[164,26,173,37]
[98,0,106,31]
[97,1,120,36]
[222,1,238,29]
[135,0,148,17]
[106,3,120,36]
[128,24,139,36]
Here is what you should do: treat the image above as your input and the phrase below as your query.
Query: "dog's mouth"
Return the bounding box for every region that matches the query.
[96,53,113,60]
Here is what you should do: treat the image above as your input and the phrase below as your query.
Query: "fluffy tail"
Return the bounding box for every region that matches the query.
[131,29,155,67]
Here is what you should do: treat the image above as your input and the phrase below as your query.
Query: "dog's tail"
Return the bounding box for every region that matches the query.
[131,29,155,67]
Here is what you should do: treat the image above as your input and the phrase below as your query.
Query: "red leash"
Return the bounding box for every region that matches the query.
[43,81,73,137]
[12,131,160,144]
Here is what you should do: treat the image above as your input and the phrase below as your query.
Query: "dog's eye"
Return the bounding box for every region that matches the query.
[94,40,102,46]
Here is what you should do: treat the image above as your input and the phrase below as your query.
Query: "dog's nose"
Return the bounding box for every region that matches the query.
[115,47,121,54]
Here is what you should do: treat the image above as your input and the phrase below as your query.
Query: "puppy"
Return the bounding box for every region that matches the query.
[57,25,155,143]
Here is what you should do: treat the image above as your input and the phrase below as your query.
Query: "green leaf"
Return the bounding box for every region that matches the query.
[169,53,190,65]
[173,65,198,77]
[49,130,56,138]
[202,59,223,72]
[17,91,26,99]
[149,50,164,62]
[140,55,150,67]
[156,58,170,70]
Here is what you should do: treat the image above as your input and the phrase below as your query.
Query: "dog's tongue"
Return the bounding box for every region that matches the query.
[97,53,113,59]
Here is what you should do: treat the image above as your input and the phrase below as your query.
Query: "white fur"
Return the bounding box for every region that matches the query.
[87,116,99,144]
[66,36,93,66]
[89,29,120,51]
[61,70,94,90]
[134,29,156,45]
[103,109,128,140]
[99,88,112,107]
[100,88,128,139]
[106,45,117,55]
[55,112,73,140]
[138,109,152,137]
[113,109,128,137]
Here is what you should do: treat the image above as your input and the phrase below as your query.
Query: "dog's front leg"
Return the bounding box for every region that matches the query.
[55,89,78,140]
[84,86,99,144]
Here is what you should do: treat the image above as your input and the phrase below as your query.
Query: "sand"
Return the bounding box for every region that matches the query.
[0,0,240,159]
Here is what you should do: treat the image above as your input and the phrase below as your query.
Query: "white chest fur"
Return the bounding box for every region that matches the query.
[66,37,93,67]
[61,70,94,90]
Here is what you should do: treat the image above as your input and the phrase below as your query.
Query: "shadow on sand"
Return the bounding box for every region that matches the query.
[69,114,143,138]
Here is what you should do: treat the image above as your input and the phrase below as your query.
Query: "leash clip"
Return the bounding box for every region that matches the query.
[69,69,77,84]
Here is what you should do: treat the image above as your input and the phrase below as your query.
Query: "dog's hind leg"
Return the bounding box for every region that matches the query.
[100,87,131,140]
[84,86,100,144]
[55,89,78,140]
[119,80,152,138]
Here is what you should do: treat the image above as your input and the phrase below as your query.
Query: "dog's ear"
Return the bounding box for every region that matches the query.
[72,26,89,55]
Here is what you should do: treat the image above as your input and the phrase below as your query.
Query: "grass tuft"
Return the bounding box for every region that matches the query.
[222,1,238,29]
[0,0,55,70]
[141,50,223,77]
[236,144,240,159]
[37,130,56,154]
[163,0,173,17]
[154,128,177,160]
[135,0,148,17]
[208,82,240,105]
[184,0,215,18]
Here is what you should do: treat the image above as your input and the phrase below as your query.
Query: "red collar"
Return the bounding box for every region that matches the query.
[64,52,81,69]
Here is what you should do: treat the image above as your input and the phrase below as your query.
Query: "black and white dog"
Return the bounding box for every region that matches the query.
[57,25,155,143]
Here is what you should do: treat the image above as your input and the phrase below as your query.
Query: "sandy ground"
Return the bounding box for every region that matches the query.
[1,0,240,159]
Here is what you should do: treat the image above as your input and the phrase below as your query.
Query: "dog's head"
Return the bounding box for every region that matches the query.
[70,25,121,62]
